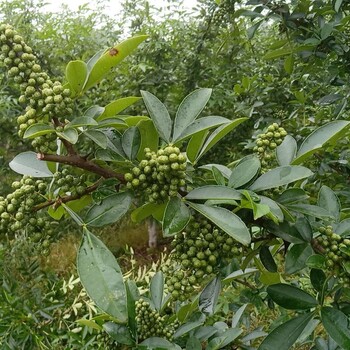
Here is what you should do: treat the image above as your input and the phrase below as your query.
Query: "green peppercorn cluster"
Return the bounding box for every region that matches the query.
[164,216,242,301]
[253,123,287,170]
[317,225,350,278]
[0,23,73,151]
[125,146,186,203]
[54,168,87,196]
[0,176,54,240]
[135,299,178,341]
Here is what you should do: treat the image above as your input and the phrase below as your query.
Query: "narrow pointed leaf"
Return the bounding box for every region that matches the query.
[85,192,132,227]
[140,90,172,143]
[229,156,260,188]
[23,123,55,139]
[137,119,159,160]
[150,271,164,312]
[77,228,127,322]
[173,88,212,142]
[249,166,313,192]
[97,97,141,120]
[68,117,98,128]
[188,202,251,245]
[122,126,141,160]
[318,186,340,222]
[258,313,314,350]
[199,277,221,315]
[57,128,79,144]
[276,135,297,166]
[84,130,108,149]
[285,243,313,274]
[321,307,350,349]
[259,246,277,272]
[197,118,247,159]
[185,186,242,201]
[163,197,191,237]
[187,129,209,164]
[292,121,350,165]
[84,35,148,91]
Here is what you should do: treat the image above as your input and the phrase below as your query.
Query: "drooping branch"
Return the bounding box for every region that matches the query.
[37,152,125,181]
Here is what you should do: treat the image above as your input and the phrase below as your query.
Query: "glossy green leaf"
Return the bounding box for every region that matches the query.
[259,246,277,272]
[258,313,314,350]
[199,277,221,315]
[267,284,317,310]
[9,151,53,177]
[131,202,165,223]
[249,166,313,192]
[284,54,294,74]
[138,338,180,350]
[285,243,313,274]
[268,222,304,244]
[97,97,141,120]
[223,268,258,283]
[306,255,326,269]
[77,228,127,323]
[97,118,127,129]
[126,280,138,339]
[66,60,88,95]
[185,186,242,201]
[286,204,333,219]
[122,126,141,160]
[186,130,209,164]
[206,328,243,350]
[175,116,230,143]
[163,197,191,237]
[186,337,202,350]
[85,192,132,227]
[174,321,204,339]
[295,217,313,242]
[84,129,108,149]
[172,88,212,142]
[335,218,350,236]
[318,186,340,222]
[103,322,134,345]
[321,307,350,349]
[56,127,78,144]
[140,90,172,143]
[229,156,260,188]
[199,164,232,178]
[263,48,293,59]
[23,123,55,139]
[136,119,159,160]
[277,188,309,204]
[197,118,247,159]
[84,35,148,91]
[188,202,251,245]
[276,135,297,166]
[260,271,281,285]
[292,121,350,165]
[231,304,247,328]
[68,116,98,128]
[310,269,326,292]
[212,166,226,186]
[259,196,284,222]
[150,271,164,312]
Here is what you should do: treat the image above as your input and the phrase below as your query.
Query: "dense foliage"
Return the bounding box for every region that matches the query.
[1,0,350,349]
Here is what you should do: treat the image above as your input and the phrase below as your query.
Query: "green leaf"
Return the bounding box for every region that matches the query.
[84,35,148,91]
[103,322,134,345]
[321,307,350,349]
[136,119,159,160]
[285,243,313,274]
[172,88,212,142]
[258,313,314,350]
[66,60,88,95]
[321,23,334,40]
[188,202,251,245]
[292,121,350,165]
[84,130,108,149]
[259,196,284,222]
[276,135,297,166]
[61,203,85,226]
[187,130,209,164]
[229,156,260,188]
[186,186,242,201]
[223,268,258,283]
[249,166,313,192]
[126,280,138,339]
[139,337,180,350]
[231,304,247,328]
[23,123,55,139]
[85,192,132,227]
[310,269,326,293]
[277,188,309,204]
[259,246,277,273]
[267,284,318,310]
[306,255,326,269]
[284,54,294,74]
[212,166,226,186]
[260,271,281,285]
[57,128,79,144]
[263,48,293,60]
[163,197,191,237]
[206,328,243,350]
[68,117,98,128]
[335,218,350,236]
[77,228,127,322]
[150,271,164,312]
[175,116,230,143]
[174,321,204,339]
[9,151,53,177]
[131,202,165,223]
[295,217,313,242]
[199,164,232,178]
[140,90,172,143]
[97,97,141,120]
[318,186,340,222]
[335,0,343,12]
[197,118,247,160]
[286,204,333,219]
[199,277,221,315]
[186,337,202,350]
[122,126,141,160]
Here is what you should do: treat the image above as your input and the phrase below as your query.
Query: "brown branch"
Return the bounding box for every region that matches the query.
[311,238,326,254]
[37,152,125,181]
[34,181,102,211]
